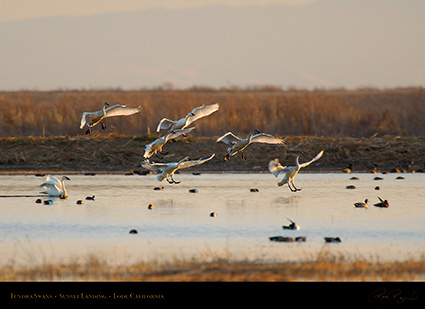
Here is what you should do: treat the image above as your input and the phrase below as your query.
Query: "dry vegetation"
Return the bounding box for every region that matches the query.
[2,252,425,281]
[1,134,425,173]
[1,87,425,172]
[1,87,425,138]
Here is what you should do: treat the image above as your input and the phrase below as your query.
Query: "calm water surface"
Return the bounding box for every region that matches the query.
[0,173,424,265]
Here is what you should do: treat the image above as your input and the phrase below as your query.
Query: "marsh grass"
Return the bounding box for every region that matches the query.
[1,87,425,138]
[1,134,425,172]
[2,249,425,281]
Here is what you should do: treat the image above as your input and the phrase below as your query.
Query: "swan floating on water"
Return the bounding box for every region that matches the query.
[141,154,215,184]
[268,150,324,192]
[156,103,219,132]
[216,129,285,161]
[143,127,195,159]
[80,102,142,135]
[39,175,70,198]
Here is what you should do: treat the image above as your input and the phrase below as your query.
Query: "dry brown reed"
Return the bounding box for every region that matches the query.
[2,252,425,281]
[1,87,425,138]
[1,134,425,173]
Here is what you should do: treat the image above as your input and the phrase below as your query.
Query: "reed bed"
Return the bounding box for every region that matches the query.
[2,252,425,281]
[1,87,425,138]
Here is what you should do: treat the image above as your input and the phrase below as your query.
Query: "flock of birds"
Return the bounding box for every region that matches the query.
[41,101,387,244]
[36,102,325,200]
[77,101,325,188]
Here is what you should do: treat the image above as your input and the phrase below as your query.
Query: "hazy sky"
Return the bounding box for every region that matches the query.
[1,0,424,90]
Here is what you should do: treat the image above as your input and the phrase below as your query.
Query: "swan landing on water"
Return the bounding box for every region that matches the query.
[141,154,215,184]
[143,127,195,160]
[156,103,219,132]
[216,129,285,161]
[39,175,70,198]
[269,150,324,192]
[80,102,142,135]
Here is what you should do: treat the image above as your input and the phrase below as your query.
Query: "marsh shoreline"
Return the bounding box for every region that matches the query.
[1,134,424,174]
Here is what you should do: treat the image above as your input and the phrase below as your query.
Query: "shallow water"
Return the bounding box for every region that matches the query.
[0,173,424,266]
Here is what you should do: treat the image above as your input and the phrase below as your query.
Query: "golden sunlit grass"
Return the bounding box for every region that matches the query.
[2,251,425,281]
[1,87,425,138]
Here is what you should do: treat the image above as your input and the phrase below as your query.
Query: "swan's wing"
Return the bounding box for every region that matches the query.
[186,103,219,125]
[268,159,287,177]
[45,175,62,187]
[104,105,142,118]
[38,181,57,189]
[251,133,285,145]
[141,160,169,171]
[143,140,157,158]
[178,154,215,170]
[80,112,88,129]
[299,150,324,168]
[167,127,195,140]
[216,132,240,145]
[156,118,176,132]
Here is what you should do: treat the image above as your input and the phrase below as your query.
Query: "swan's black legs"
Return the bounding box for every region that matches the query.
[166,175,181,184]
[290,181,302,192]
[101,122,107,130]
[287,182,297,192]
[85,127,91,135]
[240,152,246,161]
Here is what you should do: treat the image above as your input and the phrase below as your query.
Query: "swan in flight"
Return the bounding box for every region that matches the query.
[39,175,70,198]
[269,150,324,192]
[80,102,142,135]
[143,127,195,159]
[141,154,215,184]
[156,103,219,132]
[216,129,285,161]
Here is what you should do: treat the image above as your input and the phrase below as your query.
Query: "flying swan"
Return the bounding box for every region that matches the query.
[216,129,285,161]
[39,175,70,198]
[143,127,195,159]
[80,102,142,135]
[156,103,219,132]
[269,150,324,192]
[141,154,215,184]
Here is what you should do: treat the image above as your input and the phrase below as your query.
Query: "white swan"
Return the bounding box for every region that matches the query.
[39,175,70,198]
[143,127,195,159]
[141,154,215,184]
[216,129,285,161]
[156,103,219,132]
[269,150,324,192]
[80,102,142,134]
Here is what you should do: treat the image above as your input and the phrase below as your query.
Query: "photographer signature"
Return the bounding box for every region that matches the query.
[369,288,419,304]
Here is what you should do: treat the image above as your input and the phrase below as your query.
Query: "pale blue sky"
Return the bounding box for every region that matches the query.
[1,0,424,90]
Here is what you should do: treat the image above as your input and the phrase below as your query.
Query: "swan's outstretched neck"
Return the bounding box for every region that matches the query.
[102,102,109,114]
[248,129,260,142]
[295,155,301,168]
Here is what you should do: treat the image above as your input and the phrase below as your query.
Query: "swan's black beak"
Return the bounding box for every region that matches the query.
[104,102,110,106]
[65,176,71,180]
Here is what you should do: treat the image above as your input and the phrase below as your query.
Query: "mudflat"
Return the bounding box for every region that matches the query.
[1,134,424,174]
